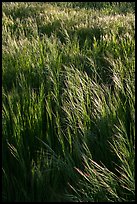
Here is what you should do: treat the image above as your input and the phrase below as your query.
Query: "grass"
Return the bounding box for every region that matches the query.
[2,2,135,202]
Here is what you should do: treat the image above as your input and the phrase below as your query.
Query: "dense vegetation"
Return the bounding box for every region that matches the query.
[2,2,135,202]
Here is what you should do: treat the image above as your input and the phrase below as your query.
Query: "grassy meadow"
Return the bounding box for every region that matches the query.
[2,2,135,202]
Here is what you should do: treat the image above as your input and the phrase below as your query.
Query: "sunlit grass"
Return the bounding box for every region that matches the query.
[2,2,135,202]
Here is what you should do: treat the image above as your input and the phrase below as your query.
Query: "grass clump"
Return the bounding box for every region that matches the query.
[2,2,135,202]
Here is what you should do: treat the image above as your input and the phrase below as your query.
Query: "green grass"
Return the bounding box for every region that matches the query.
[2,2,135,202]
